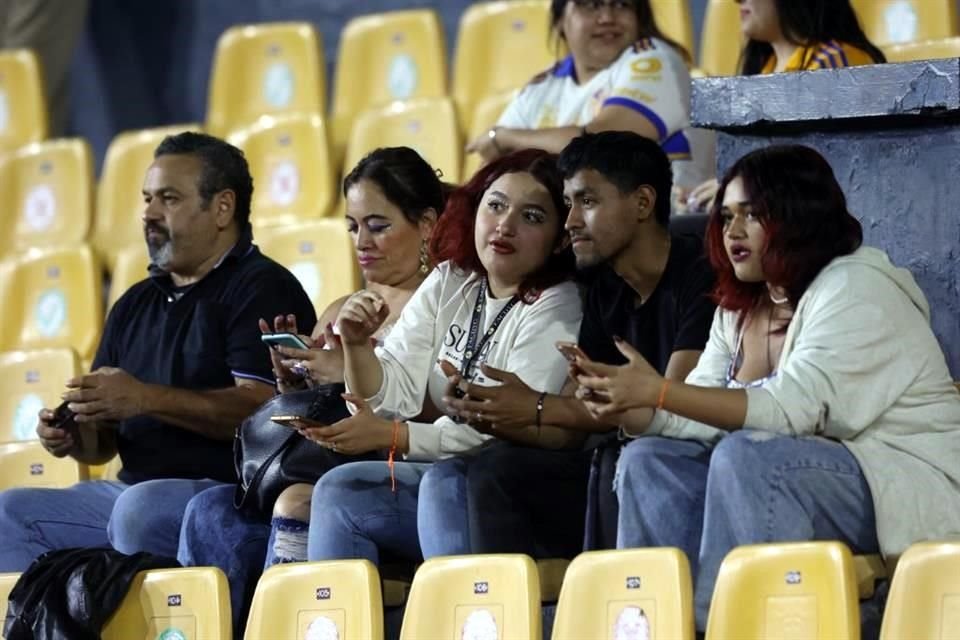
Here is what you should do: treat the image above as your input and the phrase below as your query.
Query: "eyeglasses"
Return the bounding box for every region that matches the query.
[570,0,635,15]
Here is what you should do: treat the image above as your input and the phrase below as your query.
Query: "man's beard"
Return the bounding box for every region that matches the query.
[145,223,173,268]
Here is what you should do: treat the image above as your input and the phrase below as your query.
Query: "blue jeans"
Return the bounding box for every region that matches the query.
[178,484,271,636]
[616,431,879,631]
[418,457,470,558]
[307,461,429,563]
[107,477,226,557]
[0,480,127,571]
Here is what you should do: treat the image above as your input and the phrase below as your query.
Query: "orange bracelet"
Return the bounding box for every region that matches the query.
[656,379,670,410]
[388,419,400,493]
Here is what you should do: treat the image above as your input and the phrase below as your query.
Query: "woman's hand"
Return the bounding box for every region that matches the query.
[574,339,662,418]
[276,322,345,386]
[336,291,390,346]
[259,315,314,389]
[293,394,393,455]
[684,178,719,214]
[440,360,540,430]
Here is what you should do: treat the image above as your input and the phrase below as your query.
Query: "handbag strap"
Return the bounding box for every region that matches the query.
[234,429,301,510]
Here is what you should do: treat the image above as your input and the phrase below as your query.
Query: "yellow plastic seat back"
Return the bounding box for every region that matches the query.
[0,572,19,640]
[228,113,336,227]
[207,22,325,137]
[553,548,694,640]
[884,36,960,62]
[651,0,695,59]
[331,9,448,163]
[0,348,81,442]
[102,567,231,640]
[705,542,860,640]
[400,554,541,640]
[0,49,47,153]
[0,441,88,490]
[0,246,102,360]
[257,220,361,315]
[345,97,461,185]
[107,243,151,310]
[880,541,960,639]
[453,0,555,131]
[462,90,517,182]
[95,124,201,269]
[244,560,383,640]
[0,139,93,256]
[852,0,958,47]
[699,0,743,76]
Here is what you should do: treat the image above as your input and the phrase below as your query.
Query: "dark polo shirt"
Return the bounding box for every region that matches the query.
[92,231,316,484]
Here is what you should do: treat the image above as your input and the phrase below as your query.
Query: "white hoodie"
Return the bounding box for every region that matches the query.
[641,246,960,558]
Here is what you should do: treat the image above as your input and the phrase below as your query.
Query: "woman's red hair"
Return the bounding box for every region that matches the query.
[706,145,863,317]
[429,149,575,302]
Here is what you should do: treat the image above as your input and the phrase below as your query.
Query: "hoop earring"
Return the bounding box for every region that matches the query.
[419,241,430,275]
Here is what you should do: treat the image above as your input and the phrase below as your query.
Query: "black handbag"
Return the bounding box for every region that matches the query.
[233,384,379,518]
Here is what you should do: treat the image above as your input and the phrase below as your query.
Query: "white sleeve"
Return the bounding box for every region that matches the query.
[497,85,538,128]
[744,271,919,437]
[352,268,444,420]
[638,307,731,443]
[601,43,690,143]
[406,283,583,461]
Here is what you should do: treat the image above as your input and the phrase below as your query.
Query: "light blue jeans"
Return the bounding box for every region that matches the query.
[307,461,430,563]
[417,456,471,558]
[616,430,879,631]
[0,480,127,571]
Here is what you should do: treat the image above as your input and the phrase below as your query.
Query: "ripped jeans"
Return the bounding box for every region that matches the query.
[615,430,879,631]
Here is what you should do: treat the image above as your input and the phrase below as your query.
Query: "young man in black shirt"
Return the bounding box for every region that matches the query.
[0,132,316,571]
[421,131,716,558]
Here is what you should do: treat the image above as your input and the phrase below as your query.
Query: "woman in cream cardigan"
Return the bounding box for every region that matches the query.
[574,144,960,630]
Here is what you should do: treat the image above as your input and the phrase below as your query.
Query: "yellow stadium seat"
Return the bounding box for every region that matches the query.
[462,90,517,181]
[227,113,336,227]
[884,36,960,63]
[0,441,88,490]
[700,0,743,76]
[331,9,448,164]
[705,542,860,640]
[453,0,556,132]
[95,124,201,270]
[244,560,383,640]
[553,548,694,640]
[400,554,541,640]
[107,243,150,310]
[0,49,47,153]
[880,541,960,639]
[537,558,569,603]
[257,220,361,316]
[345,97,461,185]
[0,348,81,443]
[102,567,230,640]
[0,246,102,360]
[852,0,958,47]
[0,139,93,256]
[1,572,19,640]
[207,22,325,137]
[651,0,696,58]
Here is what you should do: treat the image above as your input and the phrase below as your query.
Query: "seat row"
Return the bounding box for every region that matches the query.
[1,541,954,639]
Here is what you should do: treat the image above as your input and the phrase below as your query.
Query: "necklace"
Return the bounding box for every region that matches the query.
[765,304,774,374]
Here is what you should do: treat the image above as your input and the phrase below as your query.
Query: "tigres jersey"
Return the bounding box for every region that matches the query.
[497,38,714,189]
[761,40,877,74]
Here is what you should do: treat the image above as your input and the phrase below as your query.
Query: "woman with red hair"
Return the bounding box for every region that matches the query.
[575,144,960,631]
[298,149,582,566]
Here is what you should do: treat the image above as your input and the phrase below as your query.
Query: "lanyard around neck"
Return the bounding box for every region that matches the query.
[460,277,520,380]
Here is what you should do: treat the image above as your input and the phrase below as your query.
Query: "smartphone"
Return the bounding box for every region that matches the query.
[261,333,310,350]
[51,400,77,430]
[271,415,306,428]
[555,341,588,363]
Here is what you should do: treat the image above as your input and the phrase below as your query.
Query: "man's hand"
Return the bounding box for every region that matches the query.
[63,367,148,423]
[440,361,540,430]
[36,408,77,457]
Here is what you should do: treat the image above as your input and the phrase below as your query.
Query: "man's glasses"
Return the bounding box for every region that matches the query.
[570,0,635,15]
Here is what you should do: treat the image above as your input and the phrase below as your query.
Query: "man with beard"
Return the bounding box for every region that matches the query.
[0,132,316,570]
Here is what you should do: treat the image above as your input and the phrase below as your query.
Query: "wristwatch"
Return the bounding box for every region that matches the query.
[487,127,504,154]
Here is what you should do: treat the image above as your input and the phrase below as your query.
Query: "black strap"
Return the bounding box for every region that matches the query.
[459,277,520,381]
